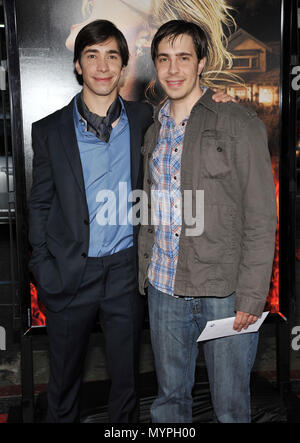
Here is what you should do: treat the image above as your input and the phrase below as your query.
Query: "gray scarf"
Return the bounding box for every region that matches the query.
[77,92,121,143]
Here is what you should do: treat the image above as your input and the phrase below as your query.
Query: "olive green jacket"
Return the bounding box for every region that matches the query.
[138,89,277,316]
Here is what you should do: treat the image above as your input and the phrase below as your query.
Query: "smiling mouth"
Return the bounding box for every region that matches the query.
[94,77,112,82]
[166,80,184,87]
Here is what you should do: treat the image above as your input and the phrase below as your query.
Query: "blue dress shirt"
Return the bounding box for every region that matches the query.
[73,95,133,257]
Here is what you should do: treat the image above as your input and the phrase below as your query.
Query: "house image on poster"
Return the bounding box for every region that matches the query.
[224,28,280,107]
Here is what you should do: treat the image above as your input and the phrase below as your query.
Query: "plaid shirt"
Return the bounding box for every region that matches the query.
[148,100,188,295]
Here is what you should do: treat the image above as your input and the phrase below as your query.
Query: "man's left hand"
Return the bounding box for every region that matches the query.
[233,311,258,332]
[212,89,237,103]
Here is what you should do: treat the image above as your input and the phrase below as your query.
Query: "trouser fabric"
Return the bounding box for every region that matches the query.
[45,247,144,423]
[148,284,259,423]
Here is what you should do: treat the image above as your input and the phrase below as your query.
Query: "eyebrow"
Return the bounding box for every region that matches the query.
[157,51,193,57]
[83,48,121,55]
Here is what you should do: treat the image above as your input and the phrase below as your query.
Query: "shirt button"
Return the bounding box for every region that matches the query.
[174,148,178,152]
[182,122,185,126]
[175,233,179,237]
[174,176,177,180]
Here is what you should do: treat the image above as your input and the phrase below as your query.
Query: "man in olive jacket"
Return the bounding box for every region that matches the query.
[138,20,277,423]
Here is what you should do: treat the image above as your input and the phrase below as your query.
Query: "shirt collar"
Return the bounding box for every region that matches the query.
[158,99,190,126]
[158,99,171,123]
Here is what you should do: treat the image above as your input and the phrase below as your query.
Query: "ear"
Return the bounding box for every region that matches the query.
[197,57,206,76]
[75,60,82,76]
[120,65,126,77]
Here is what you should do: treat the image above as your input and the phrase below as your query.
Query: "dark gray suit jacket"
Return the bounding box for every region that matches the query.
[28,96,153,312]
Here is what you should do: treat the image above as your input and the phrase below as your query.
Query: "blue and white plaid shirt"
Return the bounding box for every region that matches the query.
[148,100,188,295]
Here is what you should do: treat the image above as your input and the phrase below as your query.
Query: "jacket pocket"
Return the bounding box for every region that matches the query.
[192,204,237,264]
[201,130,233,179]
[33,255,63,296]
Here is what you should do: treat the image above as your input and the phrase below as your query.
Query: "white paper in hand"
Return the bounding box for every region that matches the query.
[197,311,269,342]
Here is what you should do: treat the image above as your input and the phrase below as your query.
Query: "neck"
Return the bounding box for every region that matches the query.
[82,87,118,116]
[169,87,203,124]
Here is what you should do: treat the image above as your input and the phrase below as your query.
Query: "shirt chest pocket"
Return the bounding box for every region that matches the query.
[200,130,234,179]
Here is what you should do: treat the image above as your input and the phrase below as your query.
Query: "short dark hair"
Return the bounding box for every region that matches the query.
[73,19,129,67]
[151,20,208,63]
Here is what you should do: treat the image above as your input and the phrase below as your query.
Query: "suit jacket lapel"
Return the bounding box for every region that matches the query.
[58,98,86,198]
[123,100,140,191]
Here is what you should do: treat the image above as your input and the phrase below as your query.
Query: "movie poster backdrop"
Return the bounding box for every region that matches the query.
[13,0,281,327]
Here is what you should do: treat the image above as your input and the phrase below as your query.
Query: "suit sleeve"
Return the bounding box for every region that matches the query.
[28,123,54,271]
[234,115,277,316]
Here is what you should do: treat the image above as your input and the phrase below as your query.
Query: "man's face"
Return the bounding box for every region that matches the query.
[75,37,125,98]
[155,33,206,103]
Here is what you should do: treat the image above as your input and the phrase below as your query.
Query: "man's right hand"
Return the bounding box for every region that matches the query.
[233,311,258,332]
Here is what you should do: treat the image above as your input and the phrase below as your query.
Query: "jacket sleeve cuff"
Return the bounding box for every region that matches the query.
[234,295,267,317]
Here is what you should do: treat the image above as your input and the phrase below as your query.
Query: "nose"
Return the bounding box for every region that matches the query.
[96,56,109,72]
[168,57,179,75]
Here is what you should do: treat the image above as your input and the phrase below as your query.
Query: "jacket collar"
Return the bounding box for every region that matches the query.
[194,88,218,114]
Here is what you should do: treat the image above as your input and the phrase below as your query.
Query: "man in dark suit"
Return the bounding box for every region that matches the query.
[28,20,153,423]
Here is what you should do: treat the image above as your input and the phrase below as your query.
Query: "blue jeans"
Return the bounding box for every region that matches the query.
[148,284,259,423]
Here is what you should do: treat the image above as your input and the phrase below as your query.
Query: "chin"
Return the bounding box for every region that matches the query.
[166,91,186,101]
